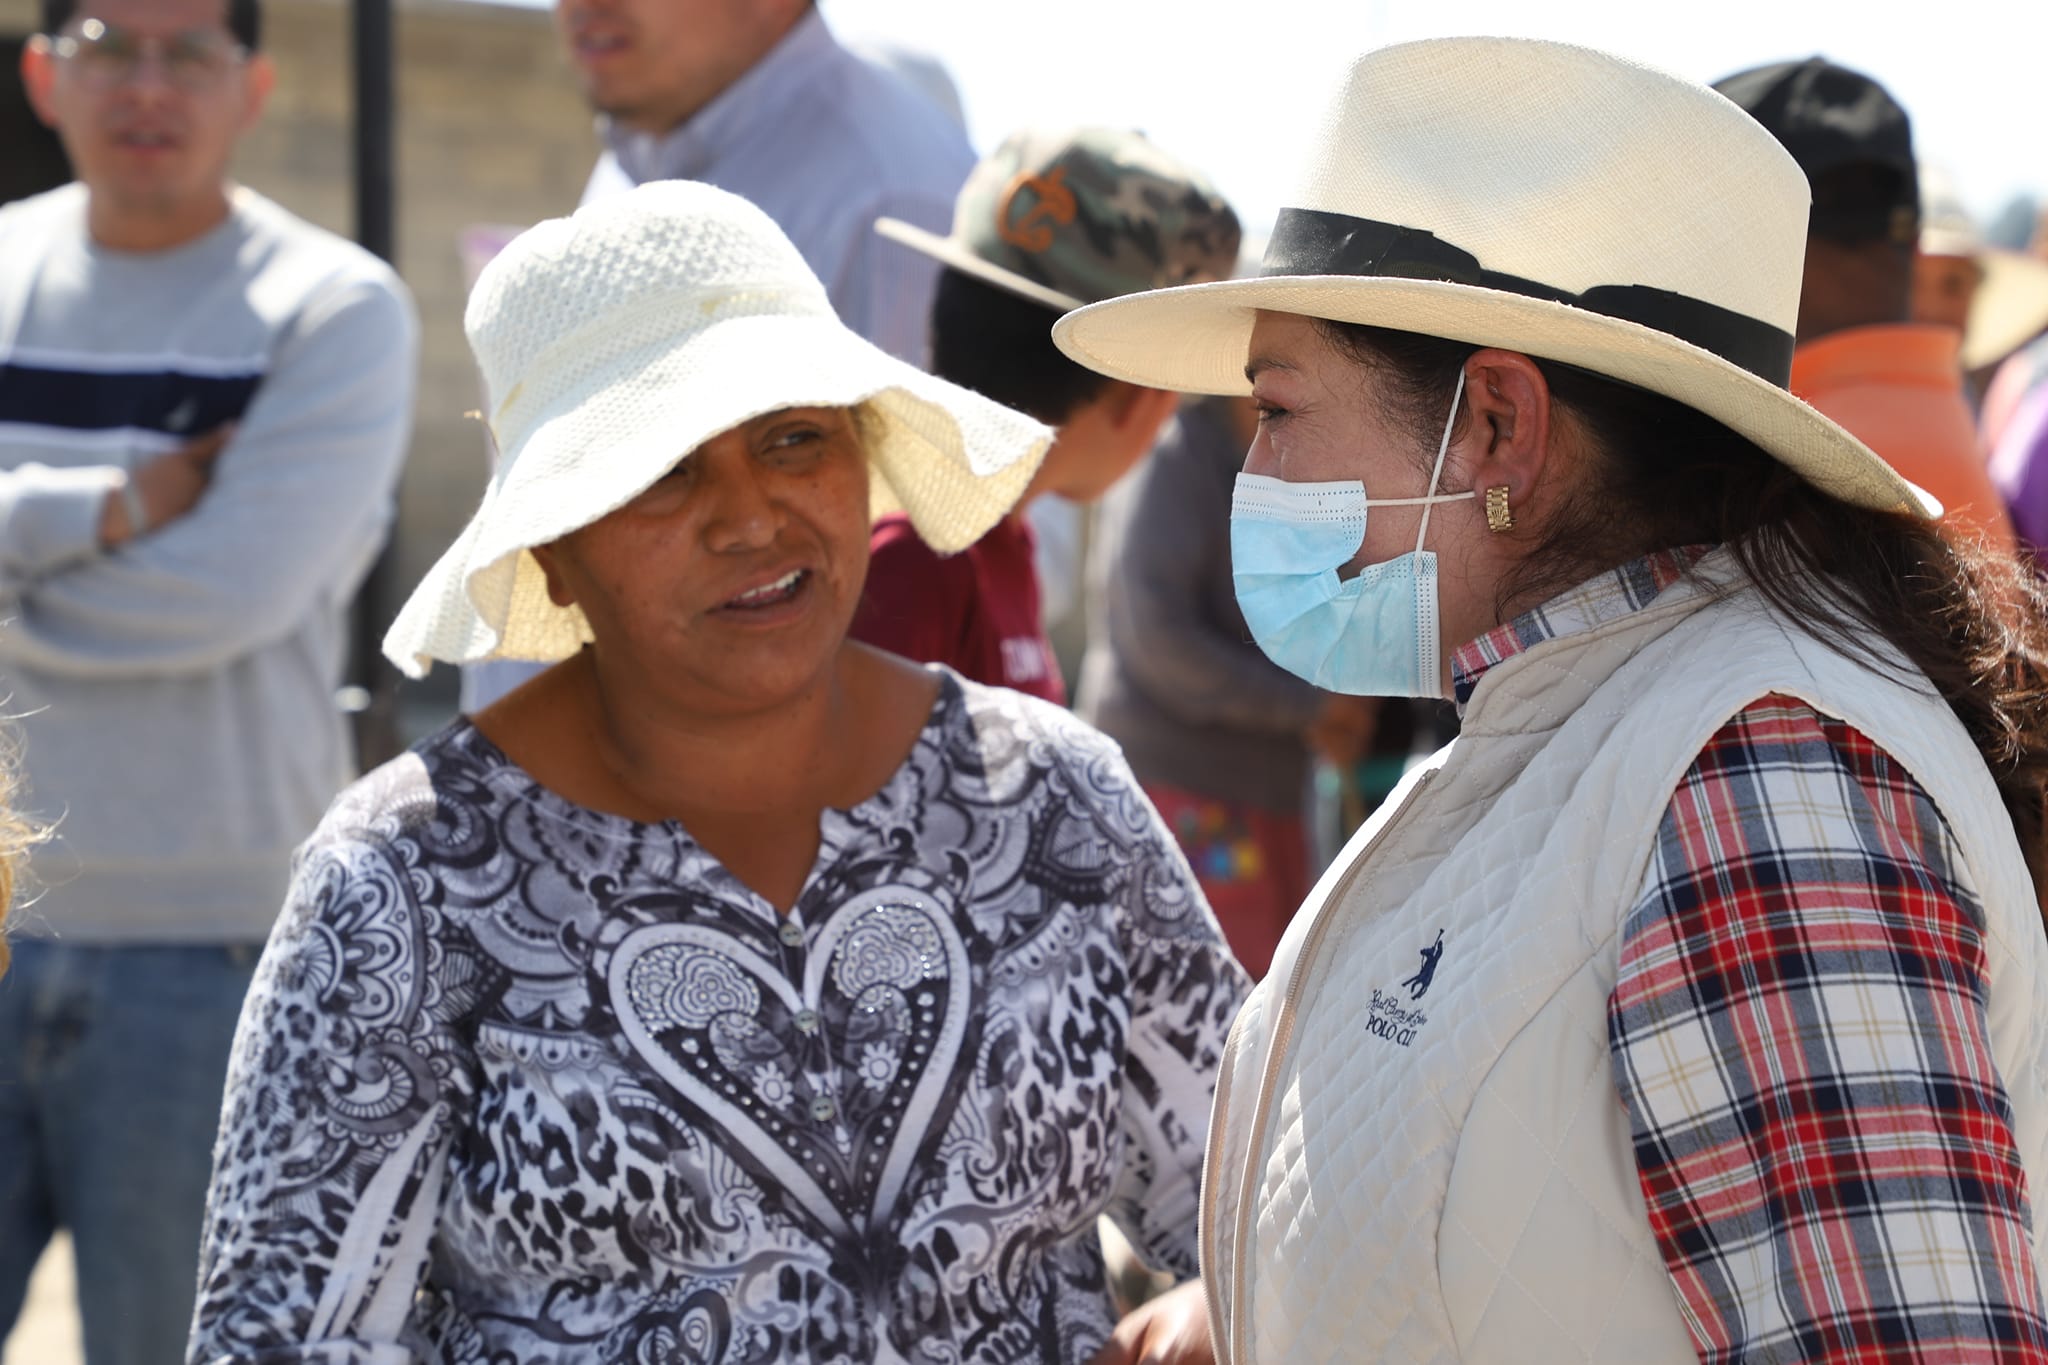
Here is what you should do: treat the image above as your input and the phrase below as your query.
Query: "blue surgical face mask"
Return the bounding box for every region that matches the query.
[1231,371,1472,698]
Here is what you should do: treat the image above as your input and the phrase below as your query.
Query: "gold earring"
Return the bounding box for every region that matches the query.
[1484,485,1514,533]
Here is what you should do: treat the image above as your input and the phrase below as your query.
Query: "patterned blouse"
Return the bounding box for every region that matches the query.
[1453,549,2048,1363]
[187,672,1247,1364]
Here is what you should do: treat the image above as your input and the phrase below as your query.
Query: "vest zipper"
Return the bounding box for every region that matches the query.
[1225,766,1442,1365]
[1199,991,1247,1359]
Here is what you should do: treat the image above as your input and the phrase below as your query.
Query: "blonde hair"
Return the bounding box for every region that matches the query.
[0,725,45,978]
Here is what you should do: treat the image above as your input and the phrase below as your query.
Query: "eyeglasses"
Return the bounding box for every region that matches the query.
[49,17,247,92]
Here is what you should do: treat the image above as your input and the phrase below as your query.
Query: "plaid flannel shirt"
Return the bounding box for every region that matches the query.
[1451,549,2048,1363]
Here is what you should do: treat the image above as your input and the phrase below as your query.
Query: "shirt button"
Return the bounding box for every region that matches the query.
[778,920,804,946]
[810,1095,837,1123]
[794,1009,820,1035]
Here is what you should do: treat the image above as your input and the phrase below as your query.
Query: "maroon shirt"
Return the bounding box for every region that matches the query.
[851,512,1066,704]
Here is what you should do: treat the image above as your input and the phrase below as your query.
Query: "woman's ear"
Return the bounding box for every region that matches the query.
[529,542,578,609]
[1458,349,1554,517]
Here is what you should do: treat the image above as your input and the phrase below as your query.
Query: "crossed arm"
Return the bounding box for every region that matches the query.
[0,277,417,679]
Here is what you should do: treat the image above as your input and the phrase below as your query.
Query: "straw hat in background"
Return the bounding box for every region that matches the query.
[1920,166,2048,372]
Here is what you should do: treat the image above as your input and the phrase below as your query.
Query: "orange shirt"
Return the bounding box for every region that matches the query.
[1790,324,2016,552]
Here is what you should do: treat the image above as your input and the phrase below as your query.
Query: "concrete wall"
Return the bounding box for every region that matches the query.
[0,0,599,709]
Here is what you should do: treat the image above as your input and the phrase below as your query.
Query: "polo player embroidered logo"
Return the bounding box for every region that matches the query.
[1402,929,1445,1000]
[996,167,1076,253]
[1365,930,1444,1048]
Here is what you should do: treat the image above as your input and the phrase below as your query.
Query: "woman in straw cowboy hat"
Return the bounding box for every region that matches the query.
[1055,36,2048,1365]
[186,181,1247,1363]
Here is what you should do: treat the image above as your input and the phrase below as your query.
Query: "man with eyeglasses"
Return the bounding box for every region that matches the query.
[0,1,417,1358]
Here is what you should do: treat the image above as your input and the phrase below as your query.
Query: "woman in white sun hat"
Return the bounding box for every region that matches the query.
[186,181,1247,1364]
[1054,36,2048,1365]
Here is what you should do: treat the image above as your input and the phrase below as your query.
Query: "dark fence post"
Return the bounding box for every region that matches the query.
[344,0,403,769]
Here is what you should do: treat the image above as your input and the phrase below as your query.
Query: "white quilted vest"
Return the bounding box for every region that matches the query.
[1202,563,2048,1363]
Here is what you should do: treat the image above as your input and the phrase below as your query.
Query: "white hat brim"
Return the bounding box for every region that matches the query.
[1052,273,1938,518]
[383,312,1050,677]
[875,216,1085,314]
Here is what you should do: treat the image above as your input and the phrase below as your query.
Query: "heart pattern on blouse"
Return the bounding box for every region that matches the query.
[608,888,972,1245]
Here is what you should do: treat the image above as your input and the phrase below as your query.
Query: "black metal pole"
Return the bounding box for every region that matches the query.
[353,0,394,261]
[346,0,402,768]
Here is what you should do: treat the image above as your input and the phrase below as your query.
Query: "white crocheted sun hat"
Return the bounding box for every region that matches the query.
[384,181,1052,678]
[1052,37,1937,518]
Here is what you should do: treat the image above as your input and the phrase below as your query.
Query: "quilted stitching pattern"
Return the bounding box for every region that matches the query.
[1439,957,1699,1361]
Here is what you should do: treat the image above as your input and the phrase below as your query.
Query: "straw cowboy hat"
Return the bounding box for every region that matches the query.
[385,181,1052,677]
[1052,37,1937,518]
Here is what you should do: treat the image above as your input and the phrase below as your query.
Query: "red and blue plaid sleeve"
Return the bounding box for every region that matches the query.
[1608,694,2048,1363]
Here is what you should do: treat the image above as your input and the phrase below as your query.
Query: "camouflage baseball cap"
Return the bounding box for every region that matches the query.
[877,127,1241,313]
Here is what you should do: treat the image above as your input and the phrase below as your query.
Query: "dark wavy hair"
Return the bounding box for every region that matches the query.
[41,0,261,51]
[929,267,1109,426]
[1321,318,2048,895]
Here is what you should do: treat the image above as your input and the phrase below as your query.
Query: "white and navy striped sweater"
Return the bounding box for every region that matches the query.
[0,183,417,943]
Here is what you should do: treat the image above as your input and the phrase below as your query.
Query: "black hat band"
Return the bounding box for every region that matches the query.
[1263,207,1795,387]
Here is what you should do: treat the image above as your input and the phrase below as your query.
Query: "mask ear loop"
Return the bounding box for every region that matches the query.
[1414,367,1469,556]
